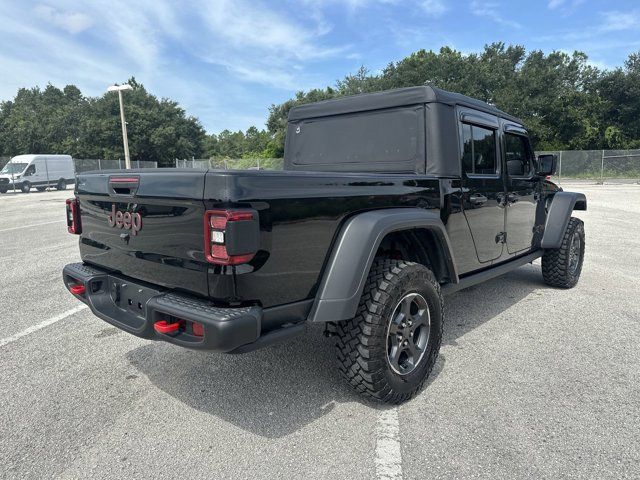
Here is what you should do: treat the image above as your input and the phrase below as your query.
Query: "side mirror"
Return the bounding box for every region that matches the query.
[536,154,557,176]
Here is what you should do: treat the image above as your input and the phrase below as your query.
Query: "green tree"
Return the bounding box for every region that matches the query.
[597,51,640,148]
[0,77,206,167]
[265,44,628,154]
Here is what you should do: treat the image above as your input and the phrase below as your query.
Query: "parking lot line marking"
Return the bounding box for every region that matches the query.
[0,220,61,233]
[375,408,403,480]
[0,304,88,348]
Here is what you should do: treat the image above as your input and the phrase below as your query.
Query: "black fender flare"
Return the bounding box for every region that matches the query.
[308,208,458,323]
[541,191,587,249]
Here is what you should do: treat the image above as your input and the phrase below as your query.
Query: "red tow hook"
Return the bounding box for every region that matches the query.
[154,320,181,335]
[70,284,86,295]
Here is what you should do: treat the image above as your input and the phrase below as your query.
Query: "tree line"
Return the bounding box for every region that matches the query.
[266,43,640,155]
[1,44,639,167]
[0,78,206,167]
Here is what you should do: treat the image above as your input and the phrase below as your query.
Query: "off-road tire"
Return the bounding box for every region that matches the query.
[21,182,30,193]
[56,179,66,190]
[334,259,444,404]
[542,217,585,288]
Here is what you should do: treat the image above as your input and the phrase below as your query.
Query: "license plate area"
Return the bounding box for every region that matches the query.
[108,277,160,319]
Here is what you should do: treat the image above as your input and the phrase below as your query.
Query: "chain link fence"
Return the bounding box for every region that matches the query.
[175,158,284,170]
[3,151,638,182]
[538,149,640,183]
[73,159,157,172]
[177,150,639,183]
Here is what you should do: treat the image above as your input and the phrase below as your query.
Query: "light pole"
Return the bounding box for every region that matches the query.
[107,84,133,169]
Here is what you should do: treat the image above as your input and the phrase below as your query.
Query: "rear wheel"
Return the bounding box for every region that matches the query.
[56,179,66,190]
[542,217,585,288]
[20,182,30,193]
[334,259,444,404]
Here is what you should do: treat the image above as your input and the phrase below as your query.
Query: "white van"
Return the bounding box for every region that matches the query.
[0,155,75,193]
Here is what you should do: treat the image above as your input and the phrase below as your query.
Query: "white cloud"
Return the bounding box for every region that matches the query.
[0,0,352,132]
[601,10,640,32]
[33,4,93,34]
[470,1,522,29]
[421,0,448,18]
[197,0,338,61]
[548,0,586,12]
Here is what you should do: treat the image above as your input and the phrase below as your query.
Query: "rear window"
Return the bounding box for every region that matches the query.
[461,123,497,175]
[286,106,424,172]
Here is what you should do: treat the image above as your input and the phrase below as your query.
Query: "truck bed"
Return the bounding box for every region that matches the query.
[75,168,442,312]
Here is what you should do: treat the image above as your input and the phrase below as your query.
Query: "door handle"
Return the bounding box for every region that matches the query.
[469,194,488,206]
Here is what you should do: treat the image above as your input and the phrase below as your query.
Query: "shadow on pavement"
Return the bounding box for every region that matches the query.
[127,263,543,438]
[443,264,542,346]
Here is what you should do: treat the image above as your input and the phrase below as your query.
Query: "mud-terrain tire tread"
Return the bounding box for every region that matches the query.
[334,259,444,404]
[542,217,585,288]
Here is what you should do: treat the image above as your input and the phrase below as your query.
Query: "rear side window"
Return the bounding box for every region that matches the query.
[504,133,532,176]
[461,124,497,175]
[286,106,424,172]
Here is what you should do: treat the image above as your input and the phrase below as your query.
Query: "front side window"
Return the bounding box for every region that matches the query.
[461,123,497,175]
[504,133,532,176]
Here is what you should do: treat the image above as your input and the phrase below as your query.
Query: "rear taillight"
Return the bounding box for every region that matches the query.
[66,197,82,234]
[204,209,258,265]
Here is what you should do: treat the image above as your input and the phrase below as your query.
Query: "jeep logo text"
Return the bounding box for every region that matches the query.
[107,204,142,235]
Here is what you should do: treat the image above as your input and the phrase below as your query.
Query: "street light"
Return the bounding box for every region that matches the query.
[107,83,133,169]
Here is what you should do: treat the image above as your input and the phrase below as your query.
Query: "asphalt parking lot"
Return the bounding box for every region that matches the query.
[1,183,639,480]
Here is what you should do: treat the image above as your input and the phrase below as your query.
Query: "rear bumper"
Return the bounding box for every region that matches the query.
[62,262,261,352]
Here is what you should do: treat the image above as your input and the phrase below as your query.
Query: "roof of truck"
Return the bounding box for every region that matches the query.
[287,85,522,124]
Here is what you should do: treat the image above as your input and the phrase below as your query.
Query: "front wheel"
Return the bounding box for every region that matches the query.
[0,186,7,194]
[542,217,585,288]
[20,182,30,193]
[334,259,444,404]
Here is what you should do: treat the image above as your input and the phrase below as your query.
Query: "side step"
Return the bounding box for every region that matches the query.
[442,250,543,295]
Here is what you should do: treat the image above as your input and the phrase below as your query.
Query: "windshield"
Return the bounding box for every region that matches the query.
[1,162,28,174]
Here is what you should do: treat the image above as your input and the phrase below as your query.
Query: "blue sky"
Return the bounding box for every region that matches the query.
[1,0,639,133]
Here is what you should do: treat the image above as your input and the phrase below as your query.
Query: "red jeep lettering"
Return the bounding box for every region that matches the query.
[107,204,142,235]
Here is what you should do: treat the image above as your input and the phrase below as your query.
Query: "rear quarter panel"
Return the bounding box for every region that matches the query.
[203,171,442,307]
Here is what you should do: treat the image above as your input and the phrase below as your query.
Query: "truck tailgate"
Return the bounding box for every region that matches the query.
[75,170,209,297]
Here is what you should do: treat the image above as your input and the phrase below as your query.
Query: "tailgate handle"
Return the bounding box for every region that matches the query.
[109,176,139,196]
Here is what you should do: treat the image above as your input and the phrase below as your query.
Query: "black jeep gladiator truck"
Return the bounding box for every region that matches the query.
[63,86,586,404]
